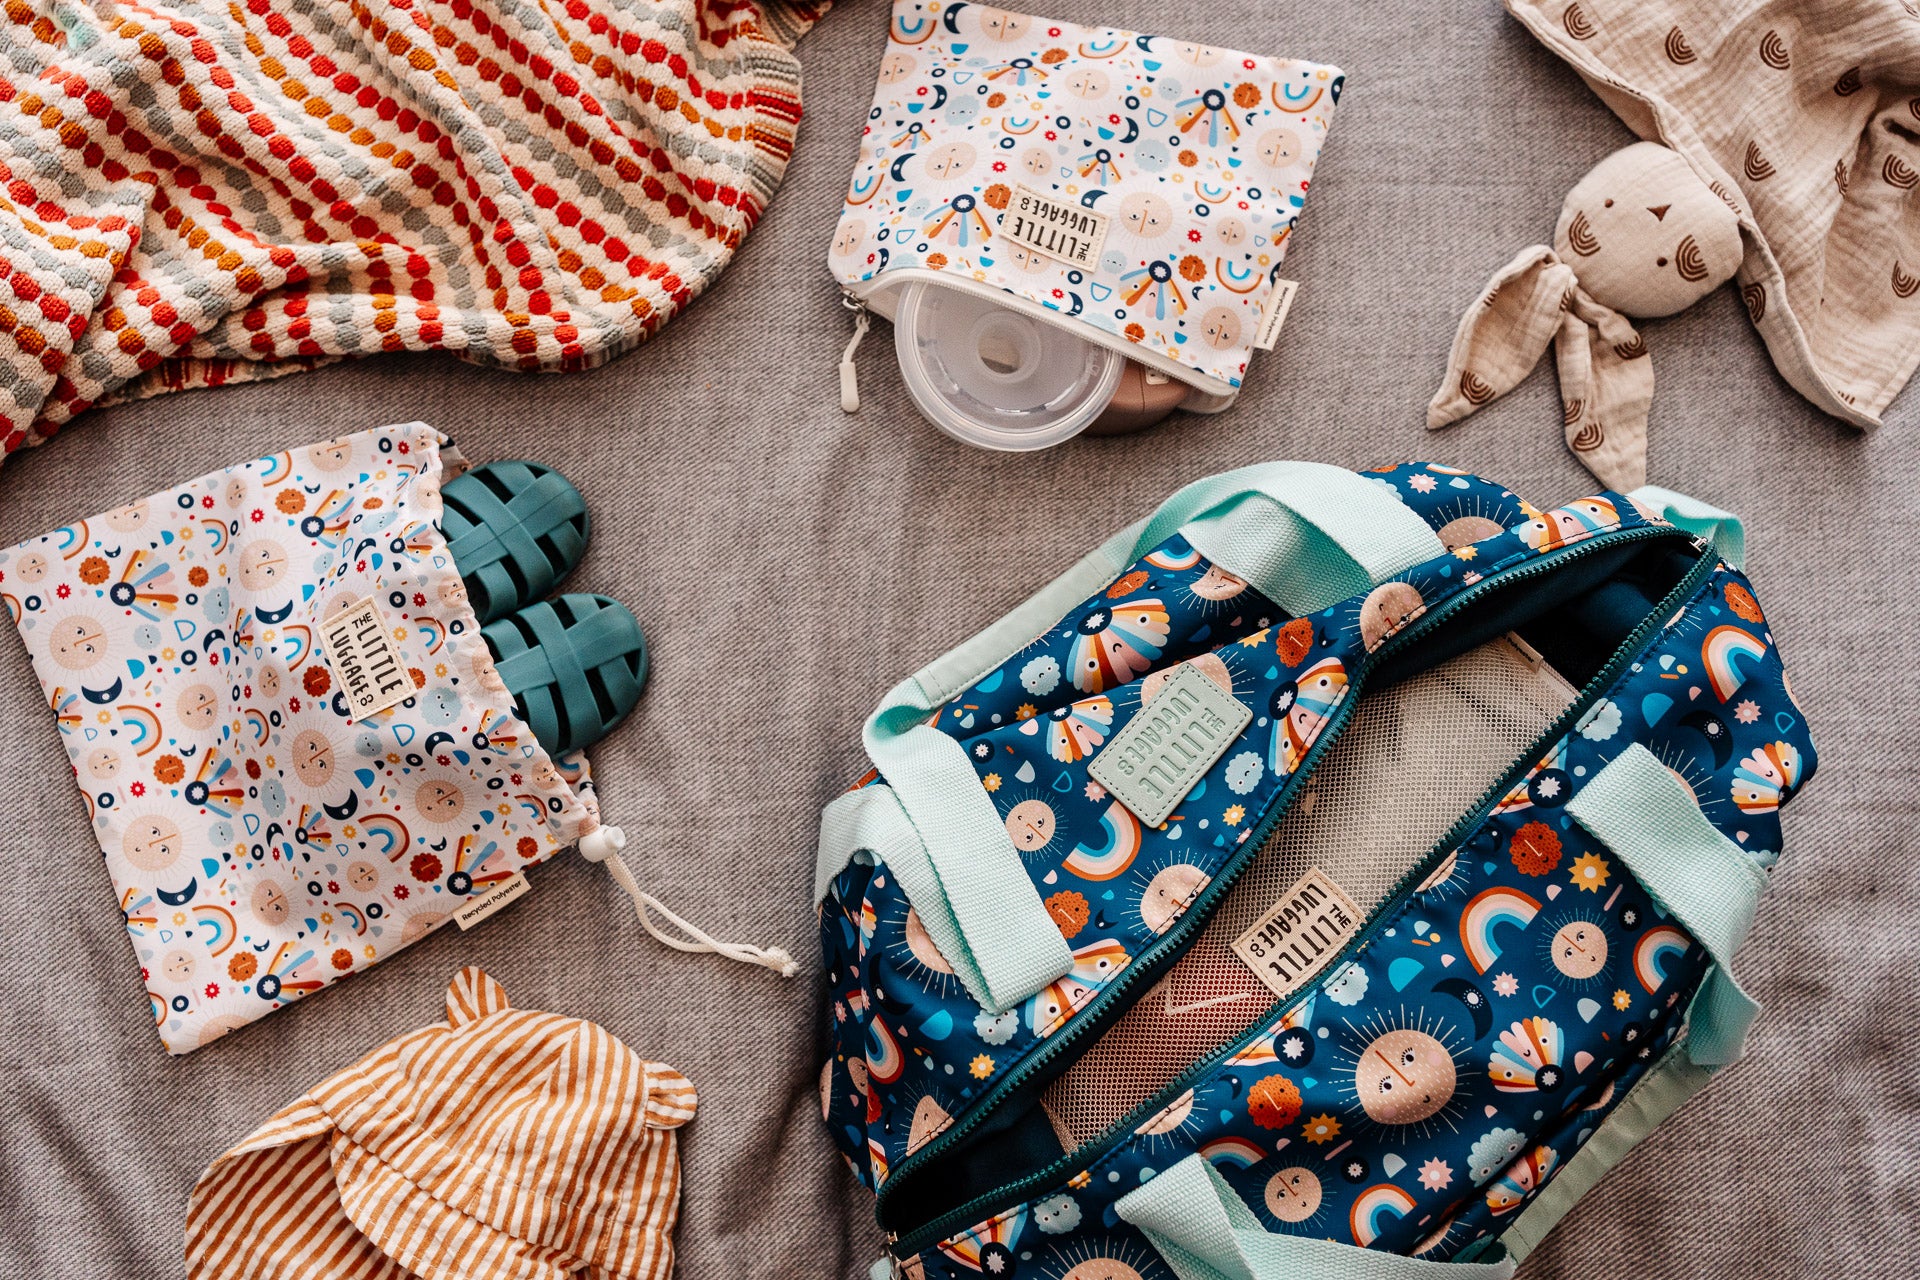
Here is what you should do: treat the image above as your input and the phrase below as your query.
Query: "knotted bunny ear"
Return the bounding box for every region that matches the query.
[1427,246,1580,428]
[445,967,511,1026]
[1430,247,1656,491]
[1555,292,1654,491]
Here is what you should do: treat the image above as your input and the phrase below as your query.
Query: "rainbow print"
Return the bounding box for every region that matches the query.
[1461,886,1542,973]
[193,904,236,955]
[1702,626,1768,702]
[1633,926,1691,992]
[866,1016,905,1085]
[1350,1183,1416,1247]
[1200,1136,1266,1168]
[1143,544,1202,571]
[1062,802,1143,880]
[360,813,410,861]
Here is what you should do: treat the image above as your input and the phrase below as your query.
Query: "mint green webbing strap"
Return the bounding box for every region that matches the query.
[842,464,1446,1013]
[1566,743,1767,1066]
[1117,1155,1516,1280]
[1628,484,1745,570]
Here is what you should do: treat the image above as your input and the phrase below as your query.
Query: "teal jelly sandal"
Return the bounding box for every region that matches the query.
[483,593,648,756]
[441,461,591,626]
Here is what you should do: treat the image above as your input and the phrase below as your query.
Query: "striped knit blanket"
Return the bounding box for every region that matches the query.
[0,0,822,466]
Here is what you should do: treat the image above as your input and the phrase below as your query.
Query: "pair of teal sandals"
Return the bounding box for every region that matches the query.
[440,461,646,758]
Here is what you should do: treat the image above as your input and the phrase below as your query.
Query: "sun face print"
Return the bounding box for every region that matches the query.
[923,141,977,182]
[998,791,1062,861]
[86,744,123,782]
[235,538,292,594]
[1538,908,1612,987]
[1116,191,1175,243]
[1254,128,1303,170]
[1332,1007,1468,1139]
[1198,306,1242,350]
[1033,1235,1173,1280]
[306,437,355,472]
[12,550,48,582]
[119,811,186,872]
[881,897,963,997]
[1263,1165,1329,1231]
[412,777,468,831]
[175,681,224,734]
[283,722,344,798]
[104,499,151,533]
[1189,563,1249,603]
[1130,853,1211,934]
[1138,652,1238,706]
[975,6,1032,40]
[44,604,136,683]
[1131,1086,1206,1154]
[250,876,294,927]
[1062,66,1110,98]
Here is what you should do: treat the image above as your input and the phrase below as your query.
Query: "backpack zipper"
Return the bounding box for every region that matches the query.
[879,524,1713,1252]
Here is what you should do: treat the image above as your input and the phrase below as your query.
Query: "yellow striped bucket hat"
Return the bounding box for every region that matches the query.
[185,968,695,1280]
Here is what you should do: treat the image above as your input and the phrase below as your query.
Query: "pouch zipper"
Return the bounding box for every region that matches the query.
[839,292,872,413]
[881,524,1714,1251]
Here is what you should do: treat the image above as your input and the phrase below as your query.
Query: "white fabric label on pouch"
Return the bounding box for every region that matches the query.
[1253,279,1300,351]
[1230,867,1363,998]
[455,872,532,930]
[320,595,419,720]
[1000,184,1109,269]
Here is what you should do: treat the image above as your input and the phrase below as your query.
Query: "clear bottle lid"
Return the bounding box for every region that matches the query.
[893,281,1123,452]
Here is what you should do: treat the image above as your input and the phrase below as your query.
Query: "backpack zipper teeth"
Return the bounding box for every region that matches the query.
[879,523,1707,1250]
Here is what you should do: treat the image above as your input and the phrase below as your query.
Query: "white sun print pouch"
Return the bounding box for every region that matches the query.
[831,0,1344,408]
[0,424,612,1052]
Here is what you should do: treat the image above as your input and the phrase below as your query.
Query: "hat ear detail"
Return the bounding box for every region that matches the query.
[446,967,511,1026]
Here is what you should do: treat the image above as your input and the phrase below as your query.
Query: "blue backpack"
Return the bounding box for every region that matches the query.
[816,462,1814,1280]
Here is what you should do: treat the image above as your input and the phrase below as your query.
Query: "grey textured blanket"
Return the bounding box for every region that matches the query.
[0,1,1911,1276]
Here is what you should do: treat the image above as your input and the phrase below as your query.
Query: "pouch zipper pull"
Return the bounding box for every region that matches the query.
[839,292,871,414]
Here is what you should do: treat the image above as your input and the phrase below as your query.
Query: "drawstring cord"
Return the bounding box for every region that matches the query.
[578,825,799,977]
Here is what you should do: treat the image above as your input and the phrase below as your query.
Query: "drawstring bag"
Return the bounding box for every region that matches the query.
[815,461,1815,1278]
[0,422,788,1055]
[831,0,1344,414]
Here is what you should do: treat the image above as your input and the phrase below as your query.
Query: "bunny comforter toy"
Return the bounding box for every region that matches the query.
[1428,141,1743,489]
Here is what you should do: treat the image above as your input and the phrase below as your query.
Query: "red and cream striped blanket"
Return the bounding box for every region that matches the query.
[0,0,823,465]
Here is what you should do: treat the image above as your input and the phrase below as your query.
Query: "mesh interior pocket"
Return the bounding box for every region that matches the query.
[1041,635,1580,1149]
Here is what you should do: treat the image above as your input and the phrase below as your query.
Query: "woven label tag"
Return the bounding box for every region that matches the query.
[319,596,418,721]
[1230,868,1363,998]
[1089,664,1252,827]
[454,872,531,930]
[1253,278,1299,351]
[1000,184,1109,269]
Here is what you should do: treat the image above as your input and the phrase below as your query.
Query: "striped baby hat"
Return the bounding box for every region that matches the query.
[184,968,696,1279]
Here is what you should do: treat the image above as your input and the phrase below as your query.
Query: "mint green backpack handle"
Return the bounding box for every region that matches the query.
[846,463,1446,1013]
[1116,1155,1517,1280]
[1628,484,1746,570]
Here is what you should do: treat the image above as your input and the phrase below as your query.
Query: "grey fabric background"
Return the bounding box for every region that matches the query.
[0,1,1914,1276]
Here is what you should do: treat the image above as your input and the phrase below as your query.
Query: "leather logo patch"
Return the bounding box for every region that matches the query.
[1089,663,1252,827]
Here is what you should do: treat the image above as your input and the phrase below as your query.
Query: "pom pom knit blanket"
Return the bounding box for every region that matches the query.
[0,0,823,466]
